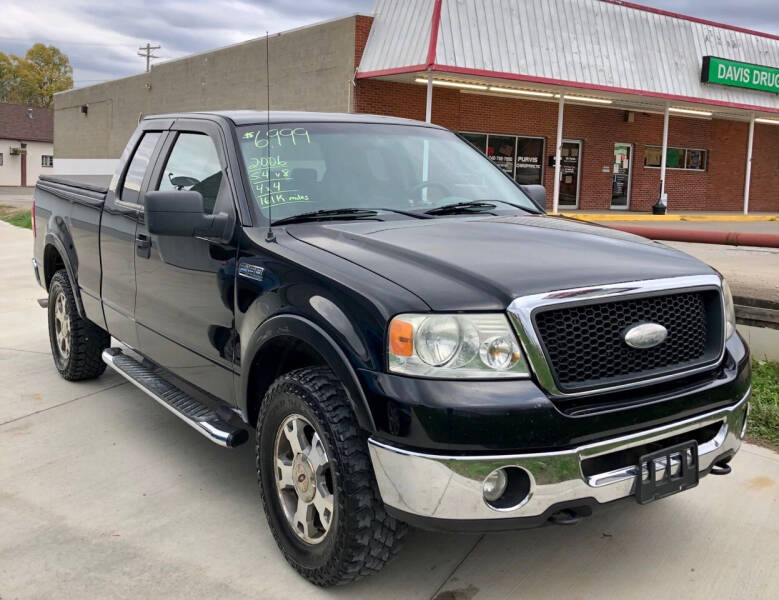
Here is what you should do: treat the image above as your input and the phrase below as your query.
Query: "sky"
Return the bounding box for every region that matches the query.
[0,0,776,88]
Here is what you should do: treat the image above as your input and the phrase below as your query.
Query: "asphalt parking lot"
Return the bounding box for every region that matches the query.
[1,221,778,600]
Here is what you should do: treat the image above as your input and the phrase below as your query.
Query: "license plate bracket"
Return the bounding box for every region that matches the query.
[636,440,699,504]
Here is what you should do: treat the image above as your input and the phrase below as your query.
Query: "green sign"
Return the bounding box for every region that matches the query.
[701,56,779,93]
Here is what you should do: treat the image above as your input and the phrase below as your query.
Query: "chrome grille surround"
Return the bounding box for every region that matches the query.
[507,275,727,398]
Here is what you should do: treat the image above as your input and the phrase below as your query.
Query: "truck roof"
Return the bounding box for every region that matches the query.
[143,110,441,128]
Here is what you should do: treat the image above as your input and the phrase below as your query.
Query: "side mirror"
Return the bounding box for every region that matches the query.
[144,191,229,238]
[519,184,547,213]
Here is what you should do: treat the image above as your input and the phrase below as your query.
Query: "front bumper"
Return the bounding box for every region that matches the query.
[368,388,749,530]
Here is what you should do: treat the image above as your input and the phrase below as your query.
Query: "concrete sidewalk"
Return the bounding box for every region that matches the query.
[661,241,779,305]
[1,221,777,600]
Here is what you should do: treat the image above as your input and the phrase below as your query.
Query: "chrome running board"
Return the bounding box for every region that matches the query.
[102,348,248,448]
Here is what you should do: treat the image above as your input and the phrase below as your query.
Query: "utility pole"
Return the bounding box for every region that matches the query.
[138,43,161,72]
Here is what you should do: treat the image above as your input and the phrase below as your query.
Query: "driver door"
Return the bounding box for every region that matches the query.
[134,119,238,403]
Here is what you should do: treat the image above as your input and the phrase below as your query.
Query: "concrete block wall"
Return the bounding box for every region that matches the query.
[54,16,362,161]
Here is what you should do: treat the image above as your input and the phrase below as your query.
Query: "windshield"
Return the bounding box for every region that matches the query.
[236,122,538,221]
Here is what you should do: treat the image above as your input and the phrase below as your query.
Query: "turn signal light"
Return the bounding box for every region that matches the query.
[389,319,414,357]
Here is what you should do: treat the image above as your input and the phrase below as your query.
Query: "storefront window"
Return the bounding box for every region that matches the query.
[460,132,545,185]
[460,132,487,153]
[515,138,544,185]
[644,146,662,168]
[487,135,516,178]
[685,149,706,170]
[666,147,683,169]
[644,146,707,171]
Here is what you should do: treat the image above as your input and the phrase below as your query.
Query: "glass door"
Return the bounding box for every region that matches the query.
[611,143,632,209]
[558,140,581,208]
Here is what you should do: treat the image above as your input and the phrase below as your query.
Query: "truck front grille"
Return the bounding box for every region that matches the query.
[533,290,723,392]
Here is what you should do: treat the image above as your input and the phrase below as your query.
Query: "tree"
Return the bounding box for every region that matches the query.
[0,44,73,107]
[0,52,21,102]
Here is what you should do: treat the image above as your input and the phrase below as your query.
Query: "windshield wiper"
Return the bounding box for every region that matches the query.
[424,201,499,216]
[272,207,432,226]
[424,198,536,216]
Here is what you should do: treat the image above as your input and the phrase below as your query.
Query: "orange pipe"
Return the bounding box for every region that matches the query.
[607,225,779,248]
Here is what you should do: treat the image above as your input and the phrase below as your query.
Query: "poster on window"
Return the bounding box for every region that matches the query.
[515,138,544,185]
[487,135,516,177]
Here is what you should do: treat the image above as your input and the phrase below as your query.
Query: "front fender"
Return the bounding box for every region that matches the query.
[240,314,376,432]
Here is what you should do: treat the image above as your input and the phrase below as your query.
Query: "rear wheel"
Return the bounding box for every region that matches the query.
[257,366,406,586]
[48,270,110,380]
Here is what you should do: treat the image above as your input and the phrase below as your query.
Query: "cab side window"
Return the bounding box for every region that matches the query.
[158,133,223,214]
[121,132,161,205]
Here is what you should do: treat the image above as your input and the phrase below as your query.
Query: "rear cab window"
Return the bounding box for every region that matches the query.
[120,132,162,206]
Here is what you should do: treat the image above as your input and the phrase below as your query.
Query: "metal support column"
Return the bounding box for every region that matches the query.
[425,72,433,123]
[659,104,670,206]
[743,115,755,215]
[552,93,565,213]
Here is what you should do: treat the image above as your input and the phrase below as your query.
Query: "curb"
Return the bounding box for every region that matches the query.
[558,213,779,222]
[604,224,779,248]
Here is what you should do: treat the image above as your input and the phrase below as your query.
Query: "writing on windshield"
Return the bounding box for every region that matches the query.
[241,128,314,208]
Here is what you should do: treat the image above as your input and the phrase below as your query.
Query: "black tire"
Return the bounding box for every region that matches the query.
[257,366,406,586]
[48,270,110,380]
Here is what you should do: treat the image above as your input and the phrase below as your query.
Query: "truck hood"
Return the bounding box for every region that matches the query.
[287,215,712,310]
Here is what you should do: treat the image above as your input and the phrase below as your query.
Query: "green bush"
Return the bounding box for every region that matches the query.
[749,360,779,448]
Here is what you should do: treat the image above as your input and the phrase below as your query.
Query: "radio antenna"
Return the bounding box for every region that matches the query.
[265,31,276,243]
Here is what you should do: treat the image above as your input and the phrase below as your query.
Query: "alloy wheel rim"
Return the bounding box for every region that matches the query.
[273,413,334,544]
[54,292,71,360]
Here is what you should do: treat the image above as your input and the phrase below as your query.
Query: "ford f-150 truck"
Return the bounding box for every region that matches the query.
[33,111,750,586]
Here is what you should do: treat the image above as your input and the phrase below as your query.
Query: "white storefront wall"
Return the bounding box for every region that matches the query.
[0,139,54,187]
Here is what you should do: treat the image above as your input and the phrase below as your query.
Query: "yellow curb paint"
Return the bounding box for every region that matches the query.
[559,213,779,222]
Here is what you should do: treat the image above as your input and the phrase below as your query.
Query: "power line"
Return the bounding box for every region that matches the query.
[137,42,161,72]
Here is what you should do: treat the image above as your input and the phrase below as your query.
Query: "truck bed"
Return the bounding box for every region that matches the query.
[34,173,111,331]
[38,174,112,194]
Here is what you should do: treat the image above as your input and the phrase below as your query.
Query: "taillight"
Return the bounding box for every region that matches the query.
[31,199,36,237]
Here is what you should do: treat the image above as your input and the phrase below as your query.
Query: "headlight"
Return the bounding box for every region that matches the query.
[388,313,530,378]
[722,278,736,339]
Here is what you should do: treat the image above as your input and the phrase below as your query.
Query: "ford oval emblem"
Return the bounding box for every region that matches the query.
[623,322,667,349]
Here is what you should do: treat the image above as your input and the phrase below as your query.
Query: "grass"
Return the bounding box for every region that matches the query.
[748,359,779,450]
[0,204,32,229]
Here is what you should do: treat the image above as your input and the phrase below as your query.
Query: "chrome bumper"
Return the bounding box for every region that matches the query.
[368,389,749,521]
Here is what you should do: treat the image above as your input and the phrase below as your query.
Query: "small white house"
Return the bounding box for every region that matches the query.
[0,103,54,187]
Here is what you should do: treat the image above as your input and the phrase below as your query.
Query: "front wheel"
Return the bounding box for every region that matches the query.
[257,366,406,586]
[48,270,110,380]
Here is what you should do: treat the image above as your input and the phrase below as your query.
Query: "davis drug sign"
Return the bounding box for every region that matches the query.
[701,56,779,93]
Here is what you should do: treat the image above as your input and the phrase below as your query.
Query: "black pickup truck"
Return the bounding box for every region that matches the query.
[33,111,750,586]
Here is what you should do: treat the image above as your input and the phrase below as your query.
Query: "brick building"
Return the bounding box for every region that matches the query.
[52,0,778,212]
[0,103,54,187]
[354,1,779,213]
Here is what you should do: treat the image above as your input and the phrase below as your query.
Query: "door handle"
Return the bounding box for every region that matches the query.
[136,234,151,259]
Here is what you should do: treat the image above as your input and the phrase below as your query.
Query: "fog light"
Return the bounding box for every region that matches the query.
[483,468,508,502]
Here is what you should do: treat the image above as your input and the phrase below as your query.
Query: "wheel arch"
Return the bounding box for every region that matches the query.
[43,233,85,317]
[241,314,376,433]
